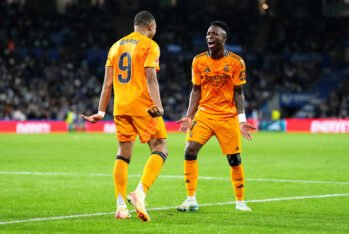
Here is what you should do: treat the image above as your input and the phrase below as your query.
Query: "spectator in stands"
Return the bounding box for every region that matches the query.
[0,1,347,121]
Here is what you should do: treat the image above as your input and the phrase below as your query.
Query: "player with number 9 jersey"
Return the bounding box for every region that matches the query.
[106,32,160,116]
[82,11,167,222]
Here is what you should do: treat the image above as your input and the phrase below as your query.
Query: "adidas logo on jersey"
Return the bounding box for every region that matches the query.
[204,66,210,73]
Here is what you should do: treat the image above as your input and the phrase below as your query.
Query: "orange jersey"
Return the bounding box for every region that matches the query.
[192,50,246,120]
[106,32,160,116]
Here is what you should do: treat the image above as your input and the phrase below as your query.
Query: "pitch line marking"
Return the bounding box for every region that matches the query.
[0,193,348,225]
[0,171,349,185]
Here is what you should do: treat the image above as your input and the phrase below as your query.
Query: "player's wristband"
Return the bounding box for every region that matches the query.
[98,111,105,118]
[238,113,246,123]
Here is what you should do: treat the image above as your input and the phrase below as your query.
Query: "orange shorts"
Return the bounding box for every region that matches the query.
[186,111,241,155]
[114,115,167,143]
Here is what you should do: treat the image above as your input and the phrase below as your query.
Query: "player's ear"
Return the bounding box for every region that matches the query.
[148,21,155,31]
[222,33,227,43]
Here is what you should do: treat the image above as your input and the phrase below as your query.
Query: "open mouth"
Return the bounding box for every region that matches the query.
[207,41,215,48]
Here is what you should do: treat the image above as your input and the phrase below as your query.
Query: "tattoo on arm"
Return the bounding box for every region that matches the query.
[234,85,245,114]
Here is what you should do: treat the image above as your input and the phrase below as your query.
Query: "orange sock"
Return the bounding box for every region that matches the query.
[140,152,166,193]
[230,164,245,201]
[113,156,129,203]
[184,160,198,196]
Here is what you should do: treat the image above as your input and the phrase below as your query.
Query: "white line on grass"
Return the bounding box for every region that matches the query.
[1,171,349,185]
[0,193,348,225]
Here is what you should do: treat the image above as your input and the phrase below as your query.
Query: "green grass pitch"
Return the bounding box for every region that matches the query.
[0,132,348,233]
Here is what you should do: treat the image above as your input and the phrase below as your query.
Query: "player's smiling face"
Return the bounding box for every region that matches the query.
[206,25,226,54]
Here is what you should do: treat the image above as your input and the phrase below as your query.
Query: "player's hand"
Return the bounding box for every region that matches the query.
[239,122,256,141]
[147,105,163,118]
[81,113,104,123]
[176,117,192,132]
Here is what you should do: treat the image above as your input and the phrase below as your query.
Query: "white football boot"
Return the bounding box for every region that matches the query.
[236,201,252,211]
[176,197,199,212]
[115,205,131,219]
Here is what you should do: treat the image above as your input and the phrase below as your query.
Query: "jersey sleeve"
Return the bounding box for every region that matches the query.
[191,57,201,85]
[144,41,160,72]
[232,57,247,86]
[105,45,114,67]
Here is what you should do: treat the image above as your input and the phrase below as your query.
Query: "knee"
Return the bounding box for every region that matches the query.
[227,153,241,166]
[159,145,168,158]
[150,139,168,157]
[184,146,198,160]
[117,150,132,159]
[184,147,197,157]
[184,142,200,156]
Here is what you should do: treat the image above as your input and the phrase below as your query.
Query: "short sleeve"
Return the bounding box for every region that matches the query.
[144,41,160,72]
[191,57,201,85]
[232,57,246,86]
[105,46,114,67]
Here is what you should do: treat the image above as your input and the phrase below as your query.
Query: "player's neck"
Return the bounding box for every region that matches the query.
[209,49,225,60]
[134,27,150,38]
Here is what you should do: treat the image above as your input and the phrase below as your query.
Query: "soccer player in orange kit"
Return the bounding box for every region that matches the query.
[176,21,256,212]
[82,11,167,222]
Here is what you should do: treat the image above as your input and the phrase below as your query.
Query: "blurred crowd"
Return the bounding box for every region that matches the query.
[0,0,348,121]
[315,78,349,118]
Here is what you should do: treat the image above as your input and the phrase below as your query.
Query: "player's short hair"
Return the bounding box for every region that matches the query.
[134,11,155,26]
[210,20,230,40]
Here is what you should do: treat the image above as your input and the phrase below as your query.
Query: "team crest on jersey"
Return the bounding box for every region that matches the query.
[223,65,230,72]
[239,70,246,81]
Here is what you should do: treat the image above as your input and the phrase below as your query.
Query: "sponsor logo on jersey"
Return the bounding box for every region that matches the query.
[205,74,231,87]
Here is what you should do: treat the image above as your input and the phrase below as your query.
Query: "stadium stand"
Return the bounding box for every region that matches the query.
[0,0,348,121]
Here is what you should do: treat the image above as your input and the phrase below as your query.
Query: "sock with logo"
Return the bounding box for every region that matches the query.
[230,164,245,201]
[184,159,198,196]
[113,155,130,204]
[140,151,166,193]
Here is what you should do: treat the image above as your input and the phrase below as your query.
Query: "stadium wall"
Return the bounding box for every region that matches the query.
[0,121,68,133]
[0,119,348,134]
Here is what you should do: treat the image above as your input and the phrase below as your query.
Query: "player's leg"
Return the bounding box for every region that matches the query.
[133,116,168,193]
[227,154,251,211]
[177,113,213,212]
[215,117,251,211]
[126,116,167,222]
[114,141,134,219]
[113,116,137,219]
[176,141,202,212]
[141,138,168,193]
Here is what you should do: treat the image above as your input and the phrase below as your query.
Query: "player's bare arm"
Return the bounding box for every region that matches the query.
[145,67,164,118]
[81,66,113,123]
[234,85,256,140]
[177,85,201,132]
